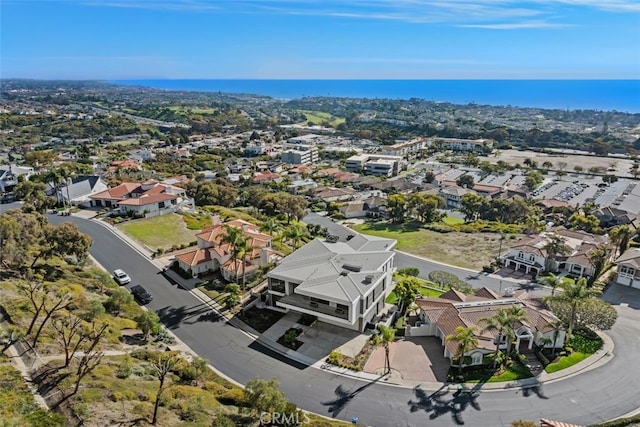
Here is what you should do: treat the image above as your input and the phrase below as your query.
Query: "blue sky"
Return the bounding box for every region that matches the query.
[1,0,639,79]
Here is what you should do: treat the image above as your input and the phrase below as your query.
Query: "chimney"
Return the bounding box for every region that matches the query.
[211,215,222,226]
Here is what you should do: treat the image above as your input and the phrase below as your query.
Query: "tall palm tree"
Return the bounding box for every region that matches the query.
[44,168,63,208]
[222,225,243,278]
[235,235,255,289]
[372,325,396,375]
[542,234,571,273]
[505,305,528,353]
[481,308,513,368]
[446,325,479,374]
[539,272,564,296]
[549,278,600,339]
[609,225,632,259]
[587,244,610,286]
[547,319,564,357]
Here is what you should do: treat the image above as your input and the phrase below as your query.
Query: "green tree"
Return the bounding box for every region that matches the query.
[135,311,162,340]
[445,326,479,374]
[504,305,528,353]
[456,174,475,189]
[587,244,610,286]
[283,223,305,250]
[393,276,421,313]
[31,222,92,268]
[387,194,407,223]
[244,377,288,415]
[548,278,600,339]
[459,193,487,222]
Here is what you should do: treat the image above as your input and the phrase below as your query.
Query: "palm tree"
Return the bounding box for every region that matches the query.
[539,272,564,296]
[372,325,396,375]
[260,217,280,237]
[283,224,305,250]
[44,168,63,208]
[542,234,571,273]
[445,325,479,374]
[587,244,610,286]
[222,225,243,278]
[481,308,513,368]
[505,305,528,353]
[547,319,564,357]
[549,278,600,339]
[235,236,255,289]
[609,225,631,259]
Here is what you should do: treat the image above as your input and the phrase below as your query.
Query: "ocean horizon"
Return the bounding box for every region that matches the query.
[111,79,640,113]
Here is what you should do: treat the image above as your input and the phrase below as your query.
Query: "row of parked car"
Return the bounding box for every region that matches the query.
[113,269,153,304]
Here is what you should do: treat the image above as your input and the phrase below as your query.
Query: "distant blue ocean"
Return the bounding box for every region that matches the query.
[111,79,640,113]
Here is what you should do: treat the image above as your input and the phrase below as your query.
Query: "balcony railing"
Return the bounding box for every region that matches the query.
[278,294,350,320]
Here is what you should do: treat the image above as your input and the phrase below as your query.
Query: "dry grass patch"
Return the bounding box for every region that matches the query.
[353,223,505,270]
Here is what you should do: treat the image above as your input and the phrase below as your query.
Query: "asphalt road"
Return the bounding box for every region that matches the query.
[4,204,636,426]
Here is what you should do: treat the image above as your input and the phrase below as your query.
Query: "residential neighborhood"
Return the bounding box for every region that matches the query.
[0,80,639,427]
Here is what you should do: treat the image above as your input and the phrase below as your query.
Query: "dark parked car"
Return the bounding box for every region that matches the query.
[130,284,153,304]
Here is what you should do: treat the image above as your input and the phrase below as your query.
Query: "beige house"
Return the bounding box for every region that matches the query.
[613,248,640,289]
[90,180,190,218]
[175,218,280,282]
[411,288,565,367]
[501,228,608,278]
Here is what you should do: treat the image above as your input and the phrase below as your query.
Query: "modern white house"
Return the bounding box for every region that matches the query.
[613,248,640,289]
[266,234,397,332]
[501,228,609,278]
[411,288,565,366]
[0,164,35,193]
[47,175,109,208]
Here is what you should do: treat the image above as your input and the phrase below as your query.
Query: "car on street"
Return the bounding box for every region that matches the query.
[113,269,131,285]
[130,284,153,304]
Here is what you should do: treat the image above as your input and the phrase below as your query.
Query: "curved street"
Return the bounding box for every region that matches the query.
[36,210,640,426]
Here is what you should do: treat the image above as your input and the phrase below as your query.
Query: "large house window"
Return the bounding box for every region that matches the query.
[269,278,286,293]
[517,251,524,260]
[528,254,535,262]
[619,265,635,278]
[470,352,482,365]
[159,201,166,208]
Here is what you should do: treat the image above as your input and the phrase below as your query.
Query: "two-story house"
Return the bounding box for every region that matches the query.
[501,228,609,278]
[175,217,279,282]
[613,248,640,289]
[266,234,396,332]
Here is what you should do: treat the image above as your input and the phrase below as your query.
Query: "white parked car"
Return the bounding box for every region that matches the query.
[113,269,131,285]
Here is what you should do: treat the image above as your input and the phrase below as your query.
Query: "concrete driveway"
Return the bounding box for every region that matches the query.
[365,337,450,382]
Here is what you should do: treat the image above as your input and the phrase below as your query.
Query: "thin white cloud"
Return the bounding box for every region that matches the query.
[80,0,220,12]
[312,57,501,65]
[459,20,575,29]
[540,0,640,13]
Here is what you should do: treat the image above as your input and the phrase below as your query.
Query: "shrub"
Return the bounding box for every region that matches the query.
[212,413,236,427]
[397,267,420,277]
[217,388,245,406]
[590,414,640,427]
[569,330,603,354]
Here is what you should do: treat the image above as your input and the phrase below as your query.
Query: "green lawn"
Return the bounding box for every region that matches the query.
[442,216,464,225]
[117,213,197,250]
[459,362,533,383]
[298,110,345,127]
[386,286,444,304]
[545,352,589,373]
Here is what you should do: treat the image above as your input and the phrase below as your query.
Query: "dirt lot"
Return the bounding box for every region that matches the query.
[492,149,634,176]
[352,223,511,270]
